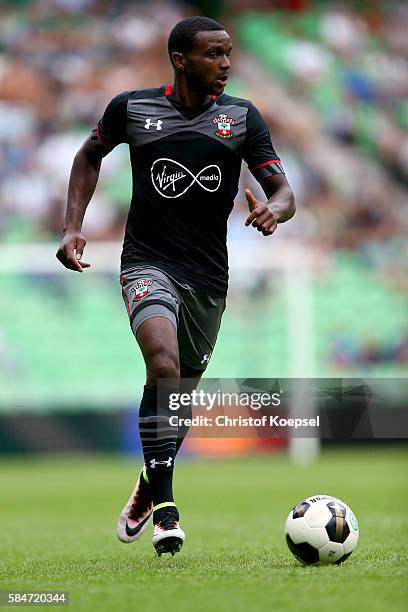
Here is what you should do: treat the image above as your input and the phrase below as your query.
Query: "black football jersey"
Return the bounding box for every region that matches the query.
[91,84,284,296]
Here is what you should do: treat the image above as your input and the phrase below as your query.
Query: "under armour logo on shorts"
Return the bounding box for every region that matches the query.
[144,118,163,130]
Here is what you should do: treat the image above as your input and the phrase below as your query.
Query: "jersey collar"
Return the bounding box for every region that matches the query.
[164,83,216,101]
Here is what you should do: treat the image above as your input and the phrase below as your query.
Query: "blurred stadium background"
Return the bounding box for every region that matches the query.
[0,4,407,611]
[0,0,407,459]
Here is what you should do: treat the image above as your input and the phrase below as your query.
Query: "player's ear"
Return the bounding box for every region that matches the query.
[172,52,185,72]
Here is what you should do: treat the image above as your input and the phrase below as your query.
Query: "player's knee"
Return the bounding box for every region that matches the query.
[147,349,180,382]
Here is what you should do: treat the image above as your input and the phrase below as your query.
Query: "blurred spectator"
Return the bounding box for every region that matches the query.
[330,329,408,369]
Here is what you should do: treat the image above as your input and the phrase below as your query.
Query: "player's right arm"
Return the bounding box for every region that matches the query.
[56,137,103,272]
[56,91,129,272]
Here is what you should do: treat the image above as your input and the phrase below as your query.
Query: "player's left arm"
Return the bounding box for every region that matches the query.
[245,174,295,236]
[242,102,296,236]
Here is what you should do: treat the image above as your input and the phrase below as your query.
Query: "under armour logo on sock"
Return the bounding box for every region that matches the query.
[144,118,163,130]
[150,457,172,468]
[201,353,211,364]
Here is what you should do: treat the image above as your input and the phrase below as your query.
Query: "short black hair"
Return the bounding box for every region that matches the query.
[168,16,225,66]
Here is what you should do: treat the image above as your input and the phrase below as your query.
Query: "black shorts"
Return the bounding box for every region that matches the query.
[120,266,226,371]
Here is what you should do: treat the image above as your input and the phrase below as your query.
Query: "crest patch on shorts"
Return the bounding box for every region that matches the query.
[131,279,153,301]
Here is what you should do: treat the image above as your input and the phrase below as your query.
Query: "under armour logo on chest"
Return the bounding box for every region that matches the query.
[144,118,163,130]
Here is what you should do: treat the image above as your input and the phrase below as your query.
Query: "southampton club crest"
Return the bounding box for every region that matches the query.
[212,113,235,139]
[131,279,153,301]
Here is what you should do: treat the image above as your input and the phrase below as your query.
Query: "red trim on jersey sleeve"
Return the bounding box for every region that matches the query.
[95,125,104,146]
[250,159,281,170]
[165,83,216,100]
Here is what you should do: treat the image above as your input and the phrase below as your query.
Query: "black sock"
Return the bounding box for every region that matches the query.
[137,408,189,504]
[138,384,178,507]
[175,400,192,454]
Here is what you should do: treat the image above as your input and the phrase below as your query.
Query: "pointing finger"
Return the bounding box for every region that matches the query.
[245,189,257,212]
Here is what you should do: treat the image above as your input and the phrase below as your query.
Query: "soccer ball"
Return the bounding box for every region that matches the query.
[285,494,359,565]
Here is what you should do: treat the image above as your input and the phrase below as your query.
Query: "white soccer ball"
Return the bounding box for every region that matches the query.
[285,494,359,565]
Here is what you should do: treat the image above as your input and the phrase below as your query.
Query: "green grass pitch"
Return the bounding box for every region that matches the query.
[0,447,407,611]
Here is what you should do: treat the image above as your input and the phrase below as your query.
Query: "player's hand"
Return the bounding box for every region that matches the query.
[244,189,278,236]
[56,230,91,272]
